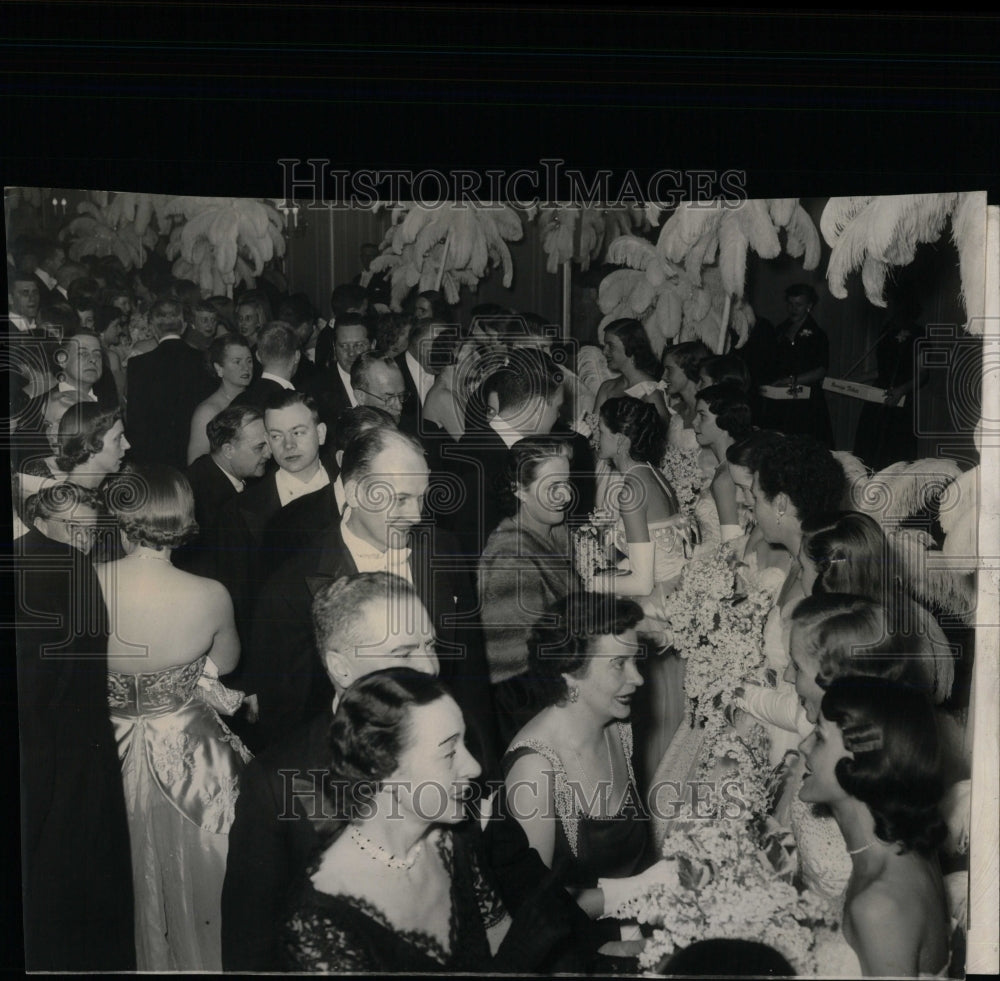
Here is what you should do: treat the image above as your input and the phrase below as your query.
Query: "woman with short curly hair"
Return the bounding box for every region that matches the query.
[96,463,249,972]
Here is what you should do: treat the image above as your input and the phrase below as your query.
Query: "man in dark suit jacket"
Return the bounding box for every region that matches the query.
[449,353,594,558]
[230,321,301,412]
[125,298,215,468]
[15,485,135,972]
[241,427,495,756]
[303,312,371,428]
[222,572,594,974]
[394,315,442,438]
[211,392,335,647]
[177,405,271,575]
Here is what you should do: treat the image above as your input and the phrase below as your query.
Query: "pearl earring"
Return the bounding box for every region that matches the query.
[567,685,579,703]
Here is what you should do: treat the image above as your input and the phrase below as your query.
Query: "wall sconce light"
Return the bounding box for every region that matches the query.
[278,201,308,239]
[50,196,68,217]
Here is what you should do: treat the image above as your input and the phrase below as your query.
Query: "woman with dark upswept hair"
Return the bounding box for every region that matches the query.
[800,678,950,977]
[282,668,573,973]
[96,464,250,972]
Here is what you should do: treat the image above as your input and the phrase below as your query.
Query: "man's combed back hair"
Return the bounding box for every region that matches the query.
[206,405,263,453]
[340,427,425,485]
[311,572,420,657]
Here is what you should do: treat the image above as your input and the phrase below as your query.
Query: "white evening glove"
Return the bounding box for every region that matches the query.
[720,523,743,542]
[195,656,246,716]
[599,859,680,918]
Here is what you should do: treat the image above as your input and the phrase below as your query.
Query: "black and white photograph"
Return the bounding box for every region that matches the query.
[4,7,998,978]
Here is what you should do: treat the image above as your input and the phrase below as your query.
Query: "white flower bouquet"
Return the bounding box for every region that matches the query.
[616,817,832,975]
[660,445,707,514]
[572,508,616,582]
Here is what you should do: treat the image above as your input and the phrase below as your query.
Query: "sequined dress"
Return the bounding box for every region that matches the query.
[107,654,252,971]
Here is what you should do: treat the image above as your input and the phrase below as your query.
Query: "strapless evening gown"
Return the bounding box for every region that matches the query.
[108,654,252,971]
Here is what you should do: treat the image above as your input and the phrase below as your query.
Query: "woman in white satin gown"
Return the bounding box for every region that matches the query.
[96,465,250,972]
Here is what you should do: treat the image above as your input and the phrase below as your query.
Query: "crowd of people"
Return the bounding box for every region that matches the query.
[8,236,973,978]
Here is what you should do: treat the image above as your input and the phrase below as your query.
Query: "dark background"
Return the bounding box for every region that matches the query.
[4,6,999,975]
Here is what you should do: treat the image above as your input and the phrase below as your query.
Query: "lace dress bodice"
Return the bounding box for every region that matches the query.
[284,829,507,974]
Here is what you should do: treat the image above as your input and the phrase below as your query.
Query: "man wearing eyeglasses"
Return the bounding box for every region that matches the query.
[350,352,413,430]
[304,313,372,428]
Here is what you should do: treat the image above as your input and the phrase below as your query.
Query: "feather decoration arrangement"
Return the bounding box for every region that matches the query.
[657,199,819,297]
[836,454,973,617]
[537,206,648,273]
[821,192,988,330]
[59,195,162,271]
[598,239,756,355]
[162,196,284,297]
[371,202,524,309]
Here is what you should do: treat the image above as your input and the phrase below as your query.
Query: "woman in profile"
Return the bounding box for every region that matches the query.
[96,464,250,971]
[479,437,579,745]
[799,677,951,977]
[283,669,570,973]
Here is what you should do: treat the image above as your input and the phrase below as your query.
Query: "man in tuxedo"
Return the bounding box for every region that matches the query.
[304,312,371,427]
[178,405,271,574]
[222,571,597,974]
[125,298,215,468]
[350,352,412,429]
[395,315,445,436]
[212,391,335,650]
[448,349,595,558]
[7,266,42,335]
[32,240,65,308]
[241,427,494,755]
[313,282,369,372]
[278,293,323,389]
[221,572,438,971]
[230,321,299,410]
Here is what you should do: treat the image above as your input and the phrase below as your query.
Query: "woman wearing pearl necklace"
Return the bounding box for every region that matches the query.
[283,669,572,973]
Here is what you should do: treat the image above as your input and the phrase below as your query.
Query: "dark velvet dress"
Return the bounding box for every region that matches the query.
[853,320,925,470]
[283,828,507,973]
[755,314,835,447]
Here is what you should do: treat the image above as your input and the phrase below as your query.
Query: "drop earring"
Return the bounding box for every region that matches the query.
[567,685,579,703]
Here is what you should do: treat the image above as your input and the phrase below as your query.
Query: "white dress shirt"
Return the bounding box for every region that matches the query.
[260,371,295,390]
[405,350,435,405]
[340,510,413,583]
[274,464,330,508]
[9,312,36,333]
[488,416,528,449]
[57,380,98,402]
[337,363,359,407]
[213,458,245,493]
